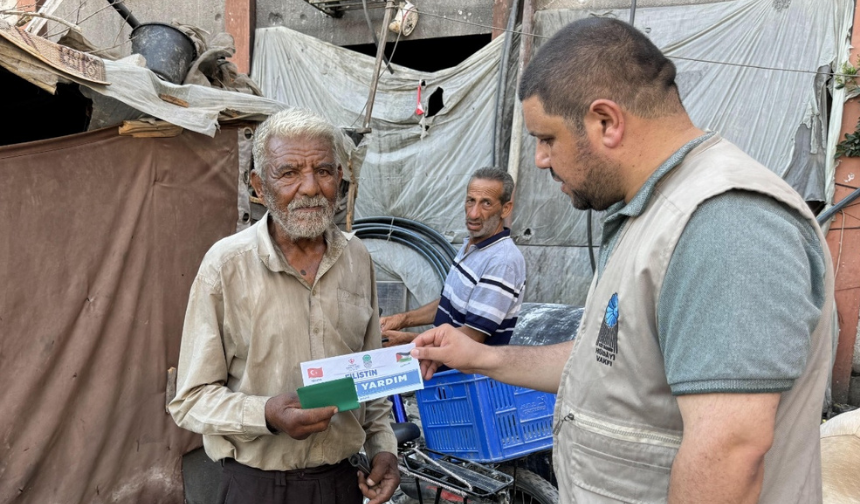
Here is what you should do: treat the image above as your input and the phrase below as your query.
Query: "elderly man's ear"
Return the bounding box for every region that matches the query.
[250,169,263,198]
[501,200,514,220]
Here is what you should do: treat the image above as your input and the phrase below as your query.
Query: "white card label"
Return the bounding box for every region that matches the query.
[300,344,424,402]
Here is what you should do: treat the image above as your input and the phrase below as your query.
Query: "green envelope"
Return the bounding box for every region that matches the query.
[297,377,360,412]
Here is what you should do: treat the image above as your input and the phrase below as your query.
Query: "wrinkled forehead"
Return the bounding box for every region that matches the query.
[268,132,335,153]
[266,134,338,164]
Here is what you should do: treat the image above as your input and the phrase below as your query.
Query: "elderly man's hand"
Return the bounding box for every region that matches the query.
[379,313,406,333]
[264,393,337,440]
[382,330,417,348]
[358,452,400,504]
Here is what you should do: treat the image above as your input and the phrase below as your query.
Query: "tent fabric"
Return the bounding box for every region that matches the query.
[514,0,847,247]
[252,2,846,305]
[0,127,241,503]
[533,0,848,202]
[252,26,516,241]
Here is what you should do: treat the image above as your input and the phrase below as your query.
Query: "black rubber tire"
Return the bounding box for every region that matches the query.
[500,466,559,504]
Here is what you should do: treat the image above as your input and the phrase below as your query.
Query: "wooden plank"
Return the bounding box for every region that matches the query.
[491,0,514,40]
[119,119,184,138]
[158,93,189,108]
[346,157,358,231]
[24,0,65,35]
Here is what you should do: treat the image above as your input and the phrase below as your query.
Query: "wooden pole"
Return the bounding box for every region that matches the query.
[362,1,395,131]
[346,157,358,232]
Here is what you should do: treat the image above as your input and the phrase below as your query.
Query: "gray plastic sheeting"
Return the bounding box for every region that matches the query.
[251,2,848,305]
[514,0,849,250]
[253,27,514,240]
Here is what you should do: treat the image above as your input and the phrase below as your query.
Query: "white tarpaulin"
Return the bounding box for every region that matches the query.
[252,0,848,305]
[253,26,514,240]
[76,57,286,137]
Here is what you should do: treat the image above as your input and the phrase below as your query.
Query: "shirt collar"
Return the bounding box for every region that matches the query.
[604,131,716,222]
[255,212,347,277]
[467,227,511,252]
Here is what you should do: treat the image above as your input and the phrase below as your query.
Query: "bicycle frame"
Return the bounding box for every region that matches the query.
[388,393,514,503]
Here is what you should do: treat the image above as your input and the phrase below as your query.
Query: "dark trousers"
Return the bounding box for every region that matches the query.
[218,458,363,504]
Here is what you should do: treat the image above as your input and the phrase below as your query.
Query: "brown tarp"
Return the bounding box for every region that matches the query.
[0,126,240,503]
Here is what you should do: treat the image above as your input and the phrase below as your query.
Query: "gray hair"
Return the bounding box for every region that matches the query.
[470,167,515,205]
[252,108,345,176]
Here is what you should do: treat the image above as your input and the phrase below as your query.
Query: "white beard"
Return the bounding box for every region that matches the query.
[263,188,337,240]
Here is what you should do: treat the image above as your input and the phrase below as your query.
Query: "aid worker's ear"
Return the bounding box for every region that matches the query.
[587,99,625,149]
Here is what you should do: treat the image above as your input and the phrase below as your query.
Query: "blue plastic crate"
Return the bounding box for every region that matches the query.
[414,369,556,463]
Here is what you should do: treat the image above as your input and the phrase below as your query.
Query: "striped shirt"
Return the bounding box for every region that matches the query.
[434,228,526,345]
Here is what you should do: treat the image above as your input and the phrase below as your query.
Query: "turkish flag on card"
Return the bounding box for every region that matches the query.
[307,367,324,378]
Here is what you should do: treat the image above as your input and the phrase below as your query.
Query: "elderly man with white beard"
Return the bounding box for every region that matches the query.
[169,108,399,504]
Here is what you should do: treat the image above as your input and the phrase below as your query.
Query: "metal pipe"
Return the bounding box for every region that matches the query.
[492,0,519,167]
[107,0,140,29]
[362,1,396,130]
[354,216,456,263]
[629,0,637,25]
[505,0,534,185]
[817,185,860,225]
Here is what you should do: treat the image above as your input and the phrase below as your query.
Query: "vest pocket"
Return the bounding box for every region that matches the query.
[557,408,681,503]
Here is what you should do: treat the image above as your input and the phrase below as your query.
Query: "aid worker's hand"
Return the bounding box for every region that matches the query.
[410,324,483,380]
[358,452,400,504]
[264,392,337,440]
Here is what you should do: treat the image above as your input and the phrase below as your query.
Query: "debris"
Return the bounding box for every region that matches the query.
[158,93,189,108]
[0,19,108,85]
[118,119,183,138]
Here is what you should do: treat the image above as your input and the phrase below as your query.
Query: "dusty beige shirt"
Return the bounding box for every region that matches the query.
[169,216,397,470]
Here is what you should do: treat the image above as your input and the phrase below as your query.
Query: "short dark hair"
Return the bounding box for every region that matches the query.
[470,167,515,205]
[519,18,683,129]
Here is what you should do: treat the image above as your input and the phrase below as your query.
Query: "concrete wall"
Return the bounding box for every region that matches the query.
[256,0,494,47]
[40,0,226,56]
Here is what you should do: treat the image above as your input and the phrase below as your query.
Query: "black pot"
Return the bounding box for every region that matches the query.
[131,22,196,84]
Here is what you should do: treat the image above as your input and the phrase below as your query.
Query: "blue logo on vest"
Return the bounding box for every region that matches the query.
[596,293,619,366]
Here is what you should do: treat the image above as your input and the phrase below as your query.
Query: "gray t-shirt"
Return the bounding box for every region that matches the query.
[659,191,826,395]
[598,133,826,396]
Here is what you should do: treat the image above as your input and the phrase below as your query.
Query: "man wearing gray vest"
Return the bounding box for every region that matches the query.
[411,18,834,504]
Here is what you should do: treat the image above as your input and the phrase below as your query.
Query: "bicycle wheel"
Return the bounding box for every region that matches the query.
[500,467,559,504]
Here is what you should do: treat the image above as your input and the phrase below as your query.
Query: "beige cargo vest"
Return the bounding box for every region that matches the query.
[553,135,834,503]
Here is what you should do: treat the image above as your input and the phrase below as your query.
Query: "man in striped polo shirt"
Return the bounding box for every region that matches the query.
[380,167,526,347]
